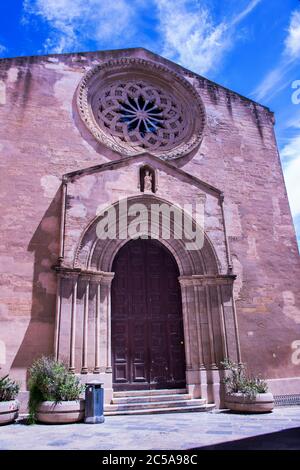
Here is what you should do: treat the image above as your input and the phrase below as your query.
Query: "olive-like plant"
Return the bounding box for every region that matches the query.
[0,375,20,401]
[221,358,268,398]
[28,356,84,423]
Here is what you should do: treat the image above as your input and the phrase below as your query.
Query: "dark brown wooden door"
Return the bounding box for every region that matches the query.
[112,238,186,391]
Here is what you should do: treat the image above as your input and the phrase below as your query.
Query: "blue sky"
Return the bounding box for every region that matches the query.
[0,0,299,247]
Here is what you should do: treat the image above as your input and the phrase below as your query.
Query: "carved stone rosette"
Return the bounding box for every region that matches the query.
[76,58,206,160]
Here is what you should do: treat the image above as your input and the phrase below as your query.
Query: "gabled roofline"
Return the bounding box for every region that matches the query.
[0,46,272,113]
[63,152,222,196]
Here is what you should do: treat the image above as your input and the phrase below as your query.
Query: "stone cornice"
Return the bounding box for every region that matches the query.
[178,274,236,287]
[53,265,114,283]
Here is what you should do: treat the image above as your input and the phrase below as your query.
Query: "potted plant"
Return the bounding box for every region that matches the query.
[0,375,20,424]
[221,359,274,413]
[28,356,85,424]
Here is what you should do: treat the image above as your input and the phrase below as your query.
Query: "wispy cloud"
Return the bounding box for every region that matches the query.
[251,6,300,244]
[230,0,261,27]
[281,135,300,219]
[22,0,261,74]
[253,7,300,102]
[284,9,300,59]
[23,0,137,54]
[0,43,7,57]
[154,0,261,75]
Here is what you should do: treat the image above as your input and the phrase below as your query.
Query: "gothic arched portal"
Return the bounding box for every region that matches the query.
[54,195,241,407]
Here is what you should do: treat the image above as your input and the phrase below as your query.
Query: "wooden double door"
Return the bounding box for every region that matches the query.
[111,238,186,390]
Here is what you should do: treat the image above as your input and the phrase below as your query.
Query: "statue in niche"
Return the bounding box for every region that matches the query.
[140,166,156,193]
[144,170,153,192]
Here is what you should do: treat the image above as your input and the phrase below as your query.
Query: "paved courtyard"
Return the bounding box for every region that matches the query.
[1,407,300,450]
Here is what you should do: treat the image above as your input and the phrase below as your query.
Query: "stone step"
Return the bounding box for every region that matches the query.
[112,393,192,404]
[113,388,187,398]
[106,398,207,412]
[105,404,215,416]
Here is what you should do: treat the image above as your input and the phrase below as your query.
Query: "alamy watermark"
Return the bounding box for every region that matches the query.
[95,196,205,251]
[291,80,300,104]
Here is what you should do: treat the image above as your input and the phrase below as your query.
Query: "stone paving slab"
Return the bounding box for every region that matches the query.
[0,407,300,450]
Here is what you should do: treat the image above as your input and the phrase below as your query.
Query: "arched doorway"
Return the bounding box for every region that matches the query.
[111,238,186,391]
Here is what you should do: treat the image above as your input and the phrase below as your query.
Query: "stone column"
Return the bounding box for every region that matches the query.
[69,273,79,372]
[193,284,205,368]
[53,273,62,360]
[84,273,103,374]
[80,275,90,374]
[178,279,193,370]
[231,289,242,363]
[217,283,229,360]
[101,273,114,374]
[94,280,101,373]
[205,285,217,367]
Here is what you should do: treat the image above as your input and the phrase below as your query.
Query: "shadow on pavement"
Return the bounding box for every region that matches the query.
[196,427,300,450]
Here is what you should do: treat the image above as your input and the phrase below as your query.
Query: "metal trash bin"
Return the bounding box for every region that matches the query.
[84,380,104,424]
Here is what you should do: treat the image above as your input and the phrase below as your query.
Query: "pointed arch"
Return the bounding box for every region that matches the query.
[73,194,221,276]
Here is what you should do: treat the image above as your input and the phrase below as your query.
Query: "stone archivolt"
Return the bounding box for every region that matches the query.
[77,58,206,160]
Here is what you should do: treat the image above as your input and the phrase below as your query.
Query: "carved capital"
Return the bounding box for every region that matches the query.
[100,272,115,286]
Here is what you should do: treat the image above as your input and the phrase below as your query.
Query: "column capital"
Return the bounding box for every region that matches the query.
[53,266,115,284]
[100,272,115,286]
[54,267,80,280]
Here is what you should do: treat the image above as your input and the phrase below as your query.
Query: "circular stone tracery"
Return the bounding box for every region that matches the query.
[97,80,187,151]
[77,58,206,160]
[117,91,164,136]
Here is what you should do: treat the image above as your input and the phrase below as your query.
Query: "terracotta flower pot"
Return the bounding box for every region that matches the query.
[36,399,85,424]
[225,392,274,413]
[0,400,19,425]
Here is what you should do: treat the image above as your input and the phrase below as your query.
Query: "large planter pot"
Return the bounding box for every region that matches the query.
[0,400,19,425]
[36,399,85,424]
[225,392,274,413]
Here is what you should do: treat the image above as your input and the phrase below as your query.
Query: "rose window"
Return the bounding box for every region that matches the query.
[95,81,188,151]
[77,58,206,159]
[117,94,164,136]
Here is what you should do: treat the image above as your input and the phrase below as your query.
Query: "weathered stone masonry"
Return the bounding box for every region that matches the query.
[0,48,299,409]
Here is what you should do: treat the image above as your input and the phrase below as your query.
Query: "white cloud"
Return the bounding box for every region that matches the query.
[281,134,300,162]
[286,109,300,129]
[0,44,7,56]
[252,62,294,103]
[23,0,136,53]
[154,0,261,75]
[281,130,300,227]
[282,148,300,218]
[253,7,300,102]
[154,1,227,75]
[23,0,261,74]
[230,0,261,27]
[284,9,300,59]
[252,7,300,237]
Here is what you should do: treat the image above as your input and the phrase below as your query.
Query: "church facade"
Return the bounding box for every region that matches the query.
[0,48,299,410]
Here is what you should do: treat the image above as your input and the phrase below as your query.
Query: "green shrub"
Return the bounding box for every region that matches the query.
[221,358,268,398]
[28,356,84,423]
[0,375,20,401]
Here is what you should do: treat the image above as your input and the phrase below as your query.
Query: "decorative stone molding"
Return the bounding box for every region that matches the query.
[100,272,115,286]
[77,58,206,160]
[178,274,236,287]
[54,267,80,280]
[53,266,114,284]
